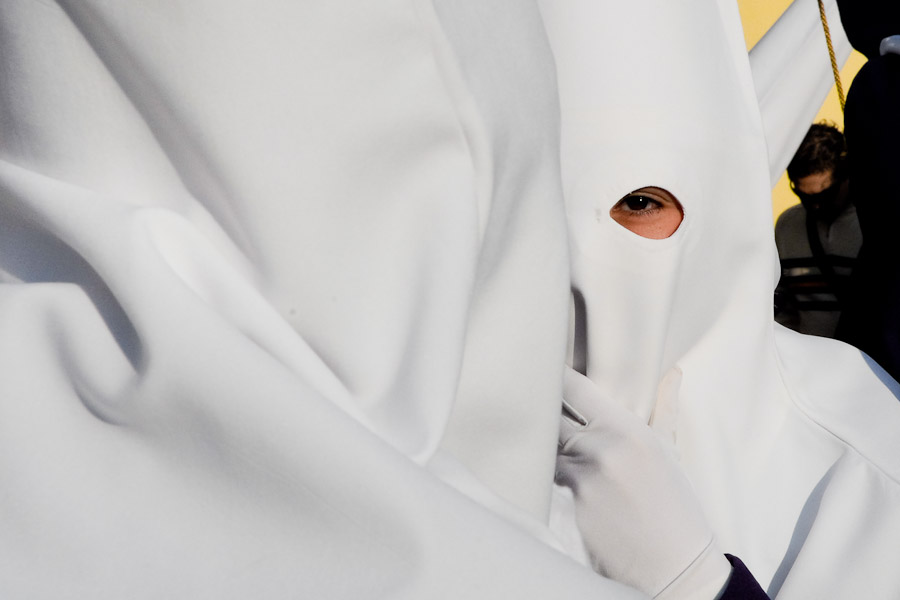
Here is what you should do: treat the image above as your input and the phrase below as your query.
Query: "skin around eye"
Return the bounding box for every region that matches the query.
[609,186,684,239]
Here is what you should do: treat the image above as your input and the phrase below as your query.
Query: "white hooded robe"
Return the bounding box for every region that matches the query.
[539,0,900,597]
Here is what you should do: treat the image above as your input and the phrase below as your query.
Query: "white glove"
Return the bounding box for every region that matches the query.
[556,367,732,599]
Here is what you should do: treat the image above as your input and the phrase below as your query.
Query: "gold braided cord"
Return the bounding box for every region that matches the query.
[817,0,846,112]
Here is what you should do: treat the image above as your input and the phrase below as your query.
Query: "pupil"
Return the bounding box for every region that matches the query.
[625,195,650,210]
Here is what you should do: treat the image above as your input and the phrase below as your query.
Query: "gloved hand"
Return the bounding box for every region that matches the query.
[556,367,732,599]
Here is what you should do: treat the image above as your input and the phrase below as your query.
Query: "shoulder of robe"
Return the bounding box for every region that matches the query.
[773,323,900,485]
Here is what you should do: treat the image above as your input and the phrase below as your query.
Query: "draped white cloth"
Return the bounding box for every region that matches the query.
[540,0,900,597]
[0,1,649,597]
[750,0,851,185]
[5,1,898,598]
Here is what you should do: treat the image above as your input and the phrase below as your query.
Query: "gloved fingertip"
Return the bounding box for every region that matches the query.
[562,398,588,427]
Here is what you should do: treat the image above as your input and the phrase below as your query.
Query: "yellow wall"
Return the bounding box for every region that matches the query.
[735,0,865,222]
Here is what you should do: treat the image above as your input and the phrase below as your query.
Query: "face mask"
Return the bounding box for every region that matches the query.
[792,180,845,221]
[568,168,689,419]
[544,0,777,422]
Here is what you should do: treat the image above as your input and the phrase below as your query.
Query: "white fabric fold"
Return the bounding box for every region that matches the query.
[0,1,645,597]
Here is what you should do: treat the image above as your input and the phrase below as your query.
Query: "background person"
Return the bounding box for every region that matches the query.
[774,122,860,338]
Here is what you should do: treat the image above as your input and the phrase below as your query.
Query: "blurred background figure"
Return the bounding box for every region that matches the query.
[774,122,860,337]
[834,0,900,381]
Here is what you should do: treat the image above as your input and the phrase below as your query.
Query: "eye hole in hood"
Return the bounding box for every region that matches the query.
[610,186,684,239]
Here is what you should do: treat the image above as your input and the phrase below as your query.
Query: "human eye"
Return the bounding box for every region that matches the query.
[608,186,684,240]
[613,193,663,216]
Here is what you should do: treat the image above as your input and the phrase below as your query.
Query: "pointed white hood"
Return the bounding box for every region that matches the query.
[542,0,776,422]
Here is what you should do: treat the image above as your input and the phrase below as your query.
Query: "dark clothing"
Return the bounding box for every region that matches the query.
[835,53,900,381]
[835,1,900,61]
[721,555,770,599]
[774,203,861,338]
